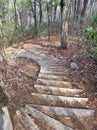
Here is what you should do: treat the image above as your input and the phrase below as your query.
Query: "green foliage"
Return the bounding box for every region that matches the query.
[0,23,34,47]
[85,27,97,42]
[85,27,94,40]
[94,30,97,42]
[93,43,97,47]
[90,49,97,55]
[85,14,97,61]
[53,0,60,5]
[92,13,97,24]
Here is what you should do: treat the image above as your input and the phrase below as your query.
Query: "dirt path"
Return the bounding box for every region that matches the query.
[2,45,96,130]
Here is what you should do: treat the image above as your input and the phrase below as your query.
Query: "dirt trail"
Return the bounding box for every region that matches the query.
[0,37,97,130]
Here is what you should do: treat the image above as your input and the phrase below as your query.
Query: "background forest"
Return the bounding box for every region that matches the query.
[0,0,97,49]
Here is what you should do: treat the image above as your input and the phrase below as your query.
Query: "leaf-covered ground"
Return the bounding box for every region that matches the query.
[0,35,97,129]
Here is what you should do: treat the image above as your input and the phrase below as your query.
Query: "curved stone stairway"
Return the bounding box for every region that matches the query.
[1,48,95,130]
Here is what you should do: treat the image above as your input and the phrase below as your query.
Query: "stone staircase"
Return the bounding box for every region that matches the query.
[2,48,95,130]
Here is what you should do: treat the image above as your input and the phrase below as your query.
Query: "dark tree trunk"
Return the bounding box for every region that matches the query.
[74,0,77,18]
[47,0,53,41]
[33,0,38,37]
[60,0,68,49]
[80,0,88,20]
[76,0,81,19]
[14,0,18,31]
[53,4,57,23]
[39,0,42,25]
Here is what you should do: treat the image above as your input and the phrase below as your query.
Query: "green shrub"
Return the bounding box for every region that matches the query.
[90,49,97,55]
[92,13,97,24]
[85,25,97,61]
[94,30,97,42]
[85,27,94,40]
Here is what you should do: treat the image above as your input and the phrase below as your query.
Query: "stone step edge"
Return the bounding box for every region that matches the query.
[30,104,95,117]
[33,85,83,96]
[38,73,70,80]
[37,78,78,85]
[25,105,74,130]
[34,84,83,92]
[36,78,82,88]
[16,108,40,130]
[40,69,68,75]
[31,92,88,105]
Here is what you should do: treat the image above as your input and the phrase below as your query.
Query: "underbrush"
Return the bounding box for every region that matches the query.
[85,13,97,63]
[0,20,61,50]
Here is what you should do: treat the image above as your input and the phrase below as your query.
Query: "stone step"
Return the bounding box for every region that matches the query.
[41,68,67,72]
[14,50,27,57]
[38,73,72,81]
[41,63,66,67]
[40,69,68,75]
[16,108,40,130]
[36,78,80,88]
[31,93,88,108]
[15,51,55,66]
[19,51,55,62]
[44,62,66,66]
[29,51,51,57]
[31,105,95,130]
[24,105,74,130]
[0,107,13,130]
[47,67,66,70]
[33,85,83,96]
[32,105,95,117]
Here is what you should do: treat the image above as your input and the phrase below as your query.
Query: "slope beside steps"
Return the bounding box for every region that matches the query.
[2,49,95,130]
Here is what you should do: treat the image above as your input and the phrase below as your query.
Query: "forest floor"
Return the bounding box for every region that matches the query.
[0,35,97,129]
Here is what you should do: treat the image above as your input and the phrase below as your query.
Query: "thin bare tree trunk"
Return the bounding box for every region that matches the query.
[76,0,81,19]
[39,0,42,25]
[33,0,38,37]
[47,0,53,41]
[60,0,68,49]
[53,4,57,23]
[14,0,18,31]
[80,0,89,21]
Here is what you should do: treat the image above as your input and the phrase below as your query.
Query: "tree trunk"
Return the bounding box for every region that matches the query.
[60,0,68,49]
[53,4,57,23]
[76,0,81,19]
[47,0,53,41]
[39,0,42,25]
[74,0,77,18]
[80,0,88,21]
[14,0,18,31]
[33,0,38,37]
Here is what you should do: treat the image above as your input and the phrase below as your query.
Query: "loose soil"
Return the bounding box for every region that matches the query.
[0,57,40,129]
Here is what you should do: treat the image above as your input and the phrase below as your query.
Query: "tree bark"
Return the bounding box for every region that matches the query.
[53,4,57,23]
[60,0,68,49]
[47,0,53,41]
[74,0,77,18]
[39,0,42,25]
[14,0,18,31]
[80,0,88,21]
[33,0,38,37]
[76,0,81,19]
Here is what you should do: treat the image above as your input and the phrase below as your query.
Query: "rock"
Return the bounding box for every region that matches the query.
[70,62,79,69]
[0,54,3,62]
